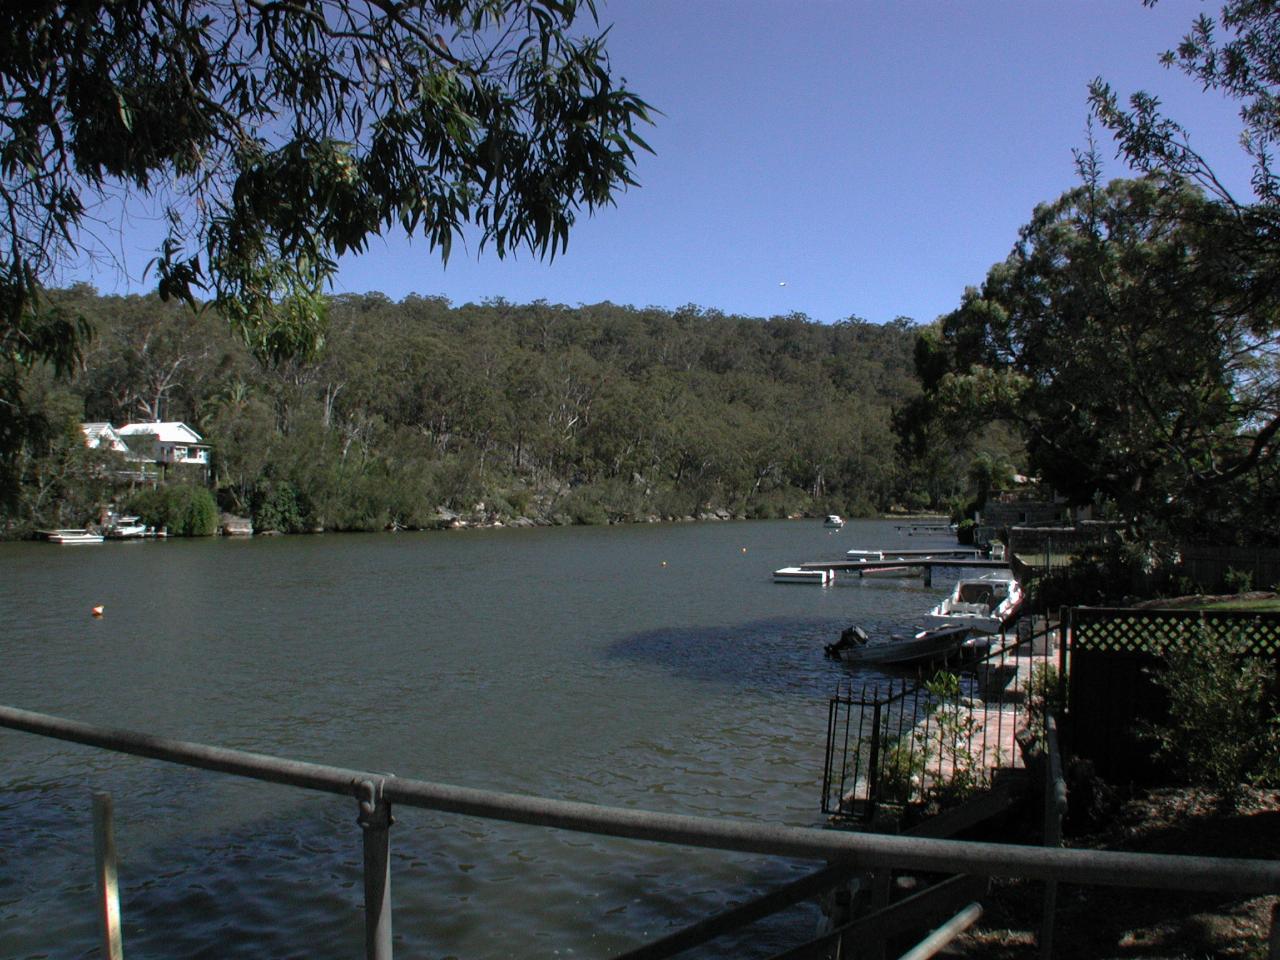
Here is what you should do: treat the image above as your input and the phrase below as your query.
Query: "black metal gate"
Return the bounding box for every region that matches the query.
[822,633,1045,821]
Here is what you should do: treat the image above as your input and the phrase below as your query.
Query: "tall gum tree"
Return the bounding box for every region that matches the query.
[925,174,1280,542]
[1084,1,1280,538]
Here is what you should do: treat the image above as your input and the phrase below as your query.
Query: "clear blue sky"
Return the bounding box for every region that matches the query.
[89,1,1256,326]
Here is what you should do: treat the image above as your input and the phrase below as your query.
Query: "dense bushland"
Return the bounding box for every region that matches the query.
[3,287,964,535]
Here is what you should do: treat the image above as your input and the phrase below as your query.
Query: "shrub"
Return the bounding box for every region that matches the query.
[1026,662,1062,742]
[252,480,308,533]
[922,671,986,803]
[129,485,218,536]
[177,486,219,536]
[871,673,990,810]
[902,489,931,512]
[505,487,533,518]
[876,733,927,805]
[1146,626,1280,801]
[843,495,877,519]
[559,485,610,525]
[1223,567,1255,594]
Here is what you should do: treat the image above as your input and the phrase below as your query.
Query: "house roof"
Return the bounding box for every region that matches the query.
[82,422,117,440]
[81,422,128,450]
[118,421,205,444]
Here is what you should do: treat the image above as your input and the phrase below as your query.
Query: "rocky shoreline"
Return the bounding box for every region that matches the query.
[219,507,951,536]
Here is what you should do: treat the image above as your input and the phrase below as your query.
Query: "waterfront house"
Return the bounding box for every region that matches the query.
[117,421,211,474]
[81,422,160,483]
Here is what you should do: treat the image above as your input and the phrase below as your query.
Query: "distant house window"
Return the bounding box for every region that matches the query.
[174,446,187,460]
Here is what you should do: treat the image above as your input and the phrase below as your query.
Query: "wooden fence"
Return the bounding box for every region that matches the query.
[1178,546,1280,593]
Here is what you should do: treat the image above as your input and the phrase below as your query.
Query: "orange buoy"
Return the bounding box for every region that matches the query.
[91,605,104,618]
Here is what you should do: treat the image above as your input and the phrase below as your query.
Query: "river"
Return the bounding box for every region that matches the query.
[0,518,960,959]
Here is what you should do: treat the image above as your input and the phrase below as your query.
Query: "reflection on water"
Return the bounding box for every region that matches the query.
[0,519,962,958]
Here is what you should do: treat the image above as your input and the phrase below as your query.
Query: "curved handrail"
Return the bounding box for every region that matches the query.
[2,703,1277,896]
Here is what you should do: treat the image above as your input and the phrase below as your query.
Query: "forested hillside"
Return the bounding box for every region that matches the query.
[6,286,957,535]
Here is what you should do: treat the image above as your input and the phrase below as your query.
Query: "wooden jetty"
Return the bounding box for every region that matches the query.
[797,553,1010,585]
[894,522,955,535]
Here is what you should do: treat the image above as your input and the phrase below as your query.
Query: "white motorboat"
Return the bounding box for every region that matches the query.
[823,623,976,667]
[774,566,833,585]
[43,529,105,544]
[105,515,150,538]
[924,573,1023,634]
[823,515,845,529]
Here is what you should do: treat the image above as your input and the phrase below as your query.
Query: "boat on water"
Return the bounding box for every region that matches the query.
[773,566,833,585]
[42,529,105,544]
[823,623,977,667]
[104,515,163,539]
[823,514,845,529]
[924,573,1023,634]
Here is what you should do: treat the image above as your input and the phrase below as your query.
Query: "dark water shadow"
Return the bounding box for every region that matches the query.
[608,615,920,697]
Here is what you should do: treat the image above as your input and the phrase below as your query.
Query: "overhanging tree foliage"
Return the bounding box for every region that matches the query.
[1090,1,1280,217]
[0,0,653,494]
[920,174,1280,542]
[1083,2,1280,541]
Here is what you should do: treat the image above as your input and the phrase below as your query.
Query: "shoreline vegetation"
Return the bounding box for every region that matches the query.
[5,287,998,541]
[58,507,955,540]
[257,507,952,534]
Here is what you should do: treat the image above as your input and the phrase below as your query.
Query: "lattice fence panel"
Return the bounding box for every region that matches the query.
[1069,609,1280,657]
[1063,607,1280,783]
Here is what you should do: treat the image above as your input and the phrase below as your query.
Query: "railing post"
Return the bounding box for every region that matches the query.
[1041,714,1067,960]
[357,780,394,960]
[865,702,884,813]
[93,792,124,960]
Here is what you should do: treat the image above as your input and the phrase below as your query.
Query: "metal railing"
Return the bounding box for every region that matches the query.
[4,703,1280,959]
[822,627,1053,820]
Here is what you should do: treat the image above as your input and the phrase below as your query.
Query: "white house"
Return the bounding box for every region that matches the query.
[117,421,210,467]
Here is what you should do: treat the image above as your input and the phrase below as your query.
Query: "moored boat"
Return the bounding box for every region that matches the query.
[105,516,150,539]
[823,514,845,529]
[42,529,105,544]
[924,573,1023,634]
[823,623,976,667]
